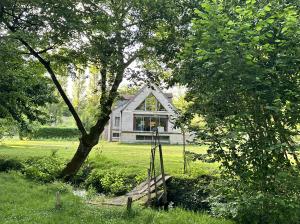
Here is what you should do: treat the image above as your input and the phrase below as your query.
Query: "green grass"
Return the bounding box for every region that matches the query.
[0,139,218,177]
[0,172,234,224]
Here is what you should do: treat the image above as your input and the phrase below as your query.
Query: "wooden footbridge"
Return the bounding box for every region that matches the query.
[101,174,171,206]
[89,129,171,207]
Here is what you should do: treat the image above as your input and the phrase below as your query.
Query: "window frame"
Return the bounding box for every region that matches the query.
[114,116,120,127]
[133,114,168,132]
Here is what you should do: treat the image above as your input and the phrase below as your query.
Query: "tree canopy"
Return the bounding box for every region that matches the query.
[0,40,55,130]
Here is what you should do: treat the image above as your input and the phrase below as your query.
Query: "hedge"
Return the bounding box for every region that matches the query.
[31,127,80,139]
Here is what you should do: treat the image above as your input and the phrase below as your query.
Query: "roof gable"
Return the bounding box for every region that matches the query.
[121,84,177,113]
[135,93,167,111]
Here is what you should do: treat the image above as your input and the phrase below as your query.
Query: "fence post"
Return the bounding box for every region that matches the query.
[127,197,132,212]
[55,191,61,209]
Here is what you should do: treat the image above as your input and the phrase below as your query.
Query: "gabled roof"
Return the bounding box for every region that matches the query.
[117,83,177,113]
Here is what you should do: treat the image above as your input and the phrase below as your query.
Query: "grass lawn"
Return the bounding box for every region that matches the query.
[0,172,234,224]
[0,139,218,177]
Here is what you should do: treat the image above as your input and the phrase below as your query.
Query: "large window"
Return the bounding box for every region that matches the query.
[136,94,167,111]
[133,115,168,132]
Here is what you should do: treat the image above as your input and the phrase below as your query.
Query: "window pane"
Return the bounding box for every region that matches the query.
[159,116,168,132]
[134,116,144,131]
[112,133,120,137]
[136,101,145,110]
[150,117,158,131]
[157,102,166,111]
[146,95,157,111]
[134,115,168,132]
[160,136,169,142]
[115,117,120,127]
[145,136,153,140]
[144,117,151,131]
[136,135,144,140]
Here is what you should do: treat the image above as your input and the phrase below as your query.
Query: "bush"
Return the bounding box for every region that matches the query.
[209,171,300,224]
[168,175,213,211]
[0,158,24,172]
[23,156,65,182]
[86,169,140,196]
[30,127,80,139]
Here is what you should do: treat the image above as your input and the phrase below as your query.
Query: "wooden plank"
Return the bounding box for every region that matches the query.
[127,175,171,196]
[138,190,164,205]
[128,174,171,196]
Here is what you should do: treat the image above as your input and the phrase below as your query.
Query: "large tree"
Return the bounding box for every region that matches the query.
[0,0,195,179]
[175,0,300,222]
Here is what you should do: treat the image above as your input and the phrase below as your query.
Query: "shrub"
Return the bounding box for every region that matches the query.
[23,156,65,182]
[209,171,300,224]
[86,169,139,196]
[168,175,213,211]
[30,127,80,139]
[100,171,133,195]
[0,158,24,172]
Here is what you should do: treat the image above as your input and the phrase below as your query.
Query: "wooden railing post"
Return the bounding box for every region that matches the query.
[158,143,167,205]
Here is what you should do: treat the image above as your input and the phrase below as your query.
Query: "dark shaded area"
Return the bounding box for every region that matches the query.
[0,158,24,172]
[167,175,213,211]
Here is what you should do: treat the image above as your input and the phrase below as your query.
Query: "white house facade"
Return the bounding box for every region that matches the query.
[103,84,187,144]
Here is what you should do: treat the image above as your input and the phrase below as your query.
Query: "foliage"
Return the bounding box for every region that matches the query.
[30,127,80,139]
[23,156,65,182]
[46,73,70,125]
[80,66,101,130]
[209,171,300,224]
[118,85,140,97]
[0,157,24,172]
[177,0,300,174]
[168,175,213,211]
[175,0,300,223]
[0,118,18,139]
[0,40,56,131]
[86,168,140,196]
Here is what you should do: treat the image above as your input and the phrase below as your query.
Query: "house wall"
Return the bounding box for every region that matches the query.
[120,132,186,144]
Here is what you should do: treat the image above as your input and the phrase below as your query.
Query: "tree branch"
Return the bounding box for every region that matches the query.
[124,50,141,68]
[99,65,107,103]
[16,37,87,136]
[20,45,55,55]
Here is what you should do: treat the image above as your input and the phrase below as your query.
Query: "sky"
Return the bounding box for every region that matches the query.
[66,66,186,99]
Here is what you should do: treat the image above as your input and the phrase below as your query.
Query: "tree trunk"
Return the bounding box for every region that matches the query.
[60,112,110,180]
[60,141,92,180]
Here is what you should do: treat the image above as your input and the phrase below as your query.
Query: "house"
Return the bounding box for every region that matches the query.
[103,84,187,144]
